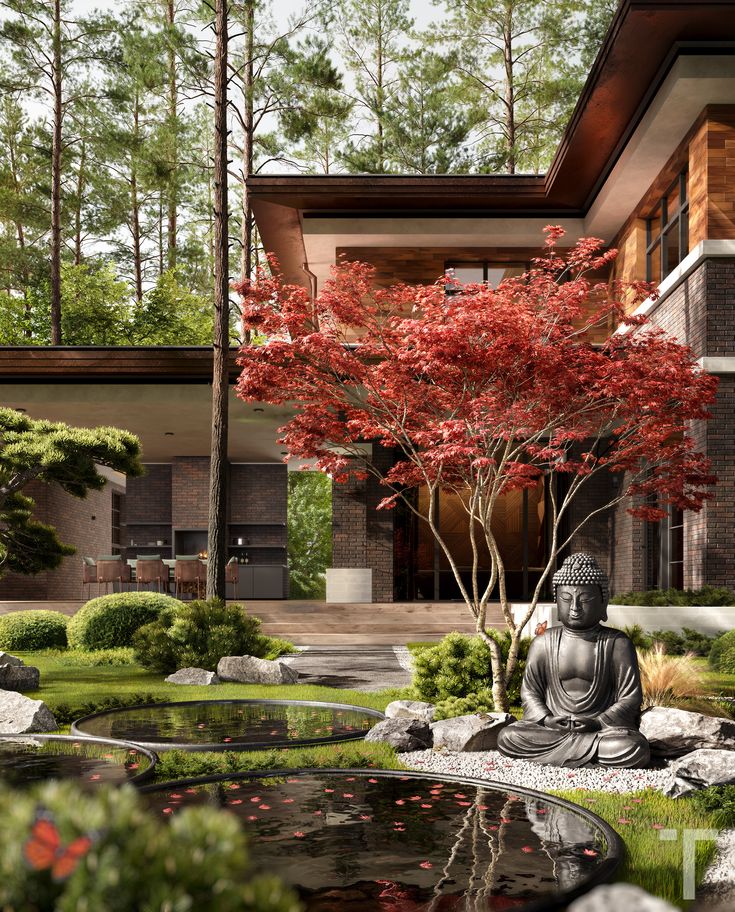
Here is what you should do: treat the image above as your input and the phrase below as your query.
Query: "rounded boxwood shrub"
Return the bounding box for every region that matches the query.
[67,592,179,650]
[709,629,735,674]
[412,631,530,706]
[133,597,293,674]
[0,610,68,650]
[0,780,299,912]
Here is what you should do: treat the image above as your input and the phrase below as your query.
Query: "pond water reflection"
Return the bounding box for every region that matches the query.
[143,770,618,911]
[72,700,383,750]
[0,735,154,787]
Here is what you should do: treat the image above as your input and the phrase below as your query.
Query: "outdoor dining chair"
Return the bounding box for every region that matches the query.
[135,557,167,593]
[81,558,96,599]
[174,558,206,599]
[96,557,131,596]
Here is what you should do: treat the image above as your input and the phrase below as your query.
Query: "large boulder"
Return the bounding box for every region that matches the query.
[640,707,735,757]
[430,712,514,752]
[665,748,735,798]
[0,691,57,733]
[567,883,677,911]
[0,664,40,693]
[217,655,299,685]
[384,700,436,723]
[364,717,432,752]
[165,667,220,686]
[0,653,24,667]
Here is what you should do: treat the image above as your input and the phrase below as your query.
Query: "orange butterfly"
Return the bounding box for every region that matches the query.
[23,812,93,882]
[535,621,548,636]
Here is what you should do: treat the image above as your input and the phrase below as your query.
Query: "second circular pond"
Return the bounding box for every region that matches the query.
[0,734,155,788]
[141,769,621,912]
[71,699,384,751]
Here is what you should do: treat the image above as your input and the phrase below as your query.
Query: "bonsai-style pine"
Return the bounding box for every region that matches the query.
[235,228,717,711]
[0,408,143,577]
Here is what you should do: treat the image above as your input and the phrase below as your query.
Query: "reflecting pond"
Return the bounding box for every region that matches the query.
[0,735,155,787]
[72,700,383,751]
[142,770,619,911]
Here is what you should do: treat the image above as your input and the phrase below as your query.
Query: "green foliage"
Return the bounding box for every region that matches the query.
[52,692,167,727]
[0,408,143,578]
[133,598,294,673]
[288,471,332,599]
[0,610,68,650]
[0,780,300,912]
[411,631,529,704]
[67,592,178,650]
[623,624,653,650]
[611,586,735,607]
[690,784,735,828]
[433,689,496,720]
[52,647,137,667]
[60,262,131,344]
[710,630,735,674]
[130,269,213,344]
[625,625,716,657]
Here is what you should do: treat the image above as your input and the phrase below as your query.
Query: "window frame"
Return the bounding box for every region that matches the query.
[444,260,527,294]
[646,170,689,284]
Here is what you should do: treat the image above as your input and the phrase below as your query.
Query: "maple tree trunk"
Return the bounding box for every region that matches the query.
[207,0,230,601]
[50,0,63,344]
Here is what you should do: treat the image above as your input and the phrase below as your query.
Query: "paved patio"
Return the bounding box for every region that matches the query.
[0,599,499,645]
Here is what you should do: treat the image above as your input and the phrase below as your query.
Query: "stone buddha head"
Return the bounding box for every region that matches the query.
[552,553,609,631]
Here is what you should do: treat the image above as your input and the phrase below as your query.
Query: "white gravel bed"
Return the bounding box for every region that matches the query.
[695,829,735,911]
[392,645,414,674]
[402,749,675,794]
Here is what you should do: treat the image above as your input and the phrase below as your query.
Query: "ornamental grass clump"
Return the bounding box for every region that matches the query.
[0,780,299,912]
[638,644,705,708]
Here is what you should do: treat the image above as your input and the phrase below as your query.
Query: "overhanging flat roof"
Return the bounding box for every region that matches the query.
[249,0,735,284]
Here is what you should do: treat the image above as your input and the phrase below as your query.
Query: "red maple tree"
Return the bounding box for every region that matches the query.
[235,227,717,710]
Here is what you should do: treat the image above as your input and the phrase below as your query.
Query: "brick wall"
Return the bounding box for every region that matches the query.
[171,457,211,528]
[0,480,116,601]
[125,465,172,524]
[332,447,395,602]
[230,464,287,523]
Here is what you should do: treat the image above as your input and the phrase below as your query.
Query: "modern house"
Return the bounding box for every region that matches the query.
[1,0,733,604]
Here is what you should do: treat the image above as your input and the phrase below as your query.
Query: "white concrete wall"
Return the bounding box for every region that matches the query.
[509,602,733,636]
[326,568,372,603]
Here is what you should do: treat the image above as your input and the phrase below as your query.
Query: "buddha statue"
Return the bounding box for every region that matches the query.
[497,553,650,768]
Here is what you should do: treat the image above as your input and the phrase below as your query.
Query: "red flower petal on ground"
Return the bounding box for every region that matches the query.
[293,831,305,838]
[652,824,664,830]
[368,778,378,784]
[617,818,631,825]
[324,789,334,793]
[259,804,271,810]
[343,793,354,798]
[128,763,139,770]
[360,815,371,820]
[246,815,258,821]
[419,861,433,869]
[500,817,512,824]
[283,798,295,803]
[521,846,534,853]
[457,801,471,807]
[421,804,432,808]
[453,793,467,799]
[185,788,197,794]
[228,784,240,790]
[395,799,406,805]
[89,775,101,781]
[230,799,243,805]
[583,848,598,856]
[162,808,173,814]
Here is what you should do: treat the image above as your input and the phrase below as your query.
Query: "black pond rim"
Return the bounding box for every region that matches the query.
[70,699,386,752]
[140,766,624,912]
[0,733,158,786]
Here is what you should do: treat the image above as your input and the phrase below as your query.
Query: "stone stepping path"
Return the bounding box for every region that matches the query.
[280,646,412,692]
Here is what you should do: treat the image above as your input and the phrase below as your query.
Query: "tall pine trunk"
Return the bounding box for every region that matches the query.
[167,0,177,269]
[239,0,254,281]
[131,92,143,302]
[502,3,516,175]
[207,0,230,600]
[74,136,86,265]
[50,0,63,344]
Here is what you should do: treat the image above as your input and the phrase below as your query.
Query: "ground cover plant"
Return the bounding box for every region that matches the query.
[612,586,735,607]
[67,592,179,650]
[236,231,717,711]
[0,610,68,650]
[132,597,296,673]
[0,780,299,912]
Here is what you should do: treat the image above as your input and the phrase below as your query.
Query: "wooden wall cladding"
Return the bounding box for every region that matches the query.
[706,107,735,240]
[336,247,542,287]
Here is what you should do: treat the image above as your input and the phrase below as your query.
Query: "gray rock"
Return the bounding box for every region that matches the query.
[217,655,299,685]
[640,707,735,757]
[0,652,24,667]
[665,749,735,798]
[567,883,678,911]
[384,700,436,723]
[365,717,432,752]
[0,664,39,692]
[430,713,514,752]
[165,667,220,686]
[0,691,57,733]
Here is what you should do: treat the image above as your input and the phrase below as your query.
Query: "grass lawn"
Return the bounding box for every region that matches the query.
[14,649,727,908]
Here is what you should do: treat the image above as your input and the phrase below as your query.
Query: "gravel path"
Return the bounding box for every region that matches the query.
[694,829,735,911]
[402,749,674,794]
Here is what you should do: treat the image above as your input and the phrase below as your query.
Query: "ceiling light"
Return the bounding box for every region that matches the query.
[14,407,26,413]
[164,432,174,436]
[253,407,264,413]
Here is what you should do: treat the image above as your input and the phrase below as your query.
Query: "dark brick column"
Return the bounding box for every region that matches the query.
[331,446,395,602]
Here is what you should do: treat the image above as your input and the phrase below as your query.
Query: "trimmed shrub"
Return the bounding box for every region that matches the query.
[67,592,179,650]
[133,597,295,674]
[709,629,735,674]
[434,689,496,720]
[0,610,68,650]
[412,631,529,706]
[611,586,735,607]
[0,780,299,912]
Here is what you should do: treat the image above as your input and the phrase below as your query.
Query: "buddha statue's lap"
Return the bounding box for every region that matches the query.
[497,553,651,769]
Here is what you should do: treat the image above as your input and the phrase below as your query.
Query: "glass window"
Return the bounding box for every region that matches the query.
[445,262,526,294]
[647,170,688,284]
[111,492,122,555]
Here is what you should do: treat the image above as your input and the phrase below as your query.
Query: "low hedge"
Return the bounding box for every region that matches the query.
[0,610,68,650]
[67,592,180,650]
[709,629,735,675]
[611,586,735,607]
